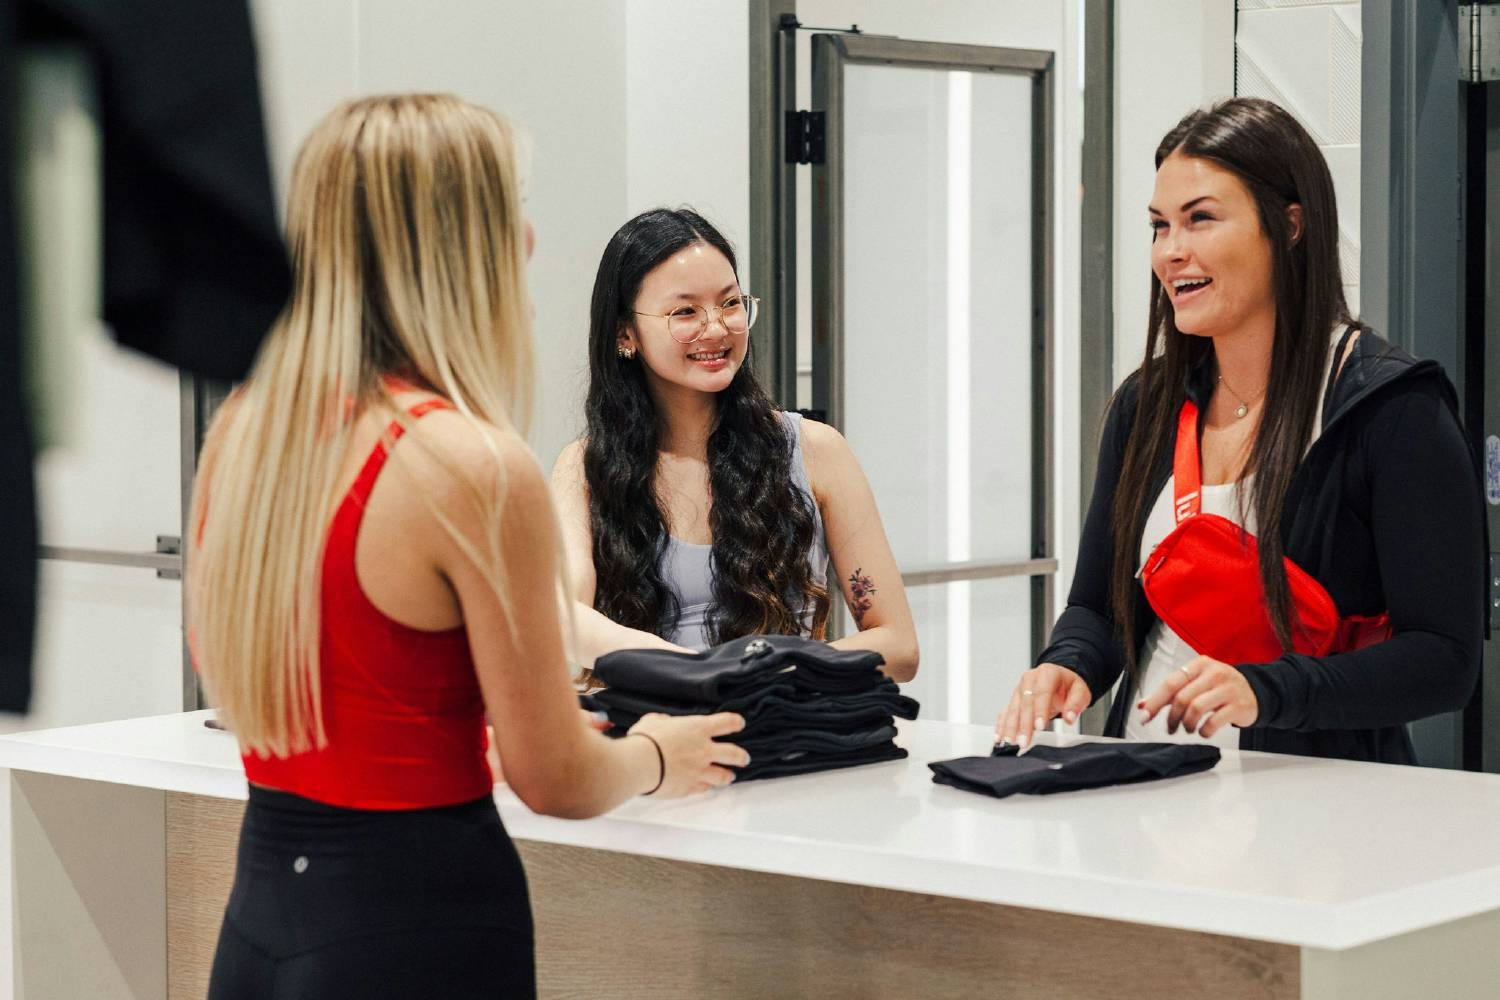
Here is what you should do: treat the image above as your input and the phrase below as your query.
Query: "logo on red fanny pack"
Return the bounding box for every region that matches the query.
[1139,399,1389,663]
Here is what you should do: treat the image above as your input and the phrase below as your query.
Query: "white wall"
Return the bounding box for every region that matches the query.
[1113,0,1237,383]
[623,0,750,252]
[16,339,183,736]
[1235,0,1362,315]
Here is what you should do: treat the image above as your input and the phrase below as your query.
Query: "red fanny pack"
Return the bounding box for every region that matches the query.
[1138,400,1390,663]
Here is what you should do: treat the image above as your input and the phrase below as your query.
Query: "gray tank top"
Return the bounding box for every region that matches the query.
[658,411,829,651]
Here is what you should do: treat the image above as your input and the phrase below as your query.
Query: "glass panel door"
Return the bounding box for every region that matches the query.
[811,36,1054,724]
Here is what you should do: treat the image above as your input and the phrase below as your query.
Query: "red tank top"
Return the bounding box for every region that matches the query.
[242,399,493,809]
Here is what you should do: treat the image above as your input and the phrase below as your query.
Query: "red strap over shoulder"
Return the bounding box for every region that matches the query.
[1173,399,1202,524]
[345,396,456,507]
[1150,396,1393,659]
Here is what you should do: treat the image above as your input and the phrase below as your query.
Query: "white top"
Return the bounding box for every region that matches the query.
[1128,328,1346,746]
[1128,481,1254,747]
[5,710,1500,951]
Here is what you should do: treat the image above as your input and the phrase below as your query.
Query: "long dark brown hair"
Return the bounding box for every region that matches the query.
[1109,98,1355,673]
[583,208,828,644]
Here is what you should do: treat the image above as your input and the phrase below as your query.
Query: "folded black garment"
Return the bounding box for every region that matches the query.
[732,702,896,739]
[736,740,908,782]
[592,634,886,704]
[597,704,896,743]
[582,683,798,721]
[584,684,918,735]
[928,742,1220,799]
[736,723,897,757]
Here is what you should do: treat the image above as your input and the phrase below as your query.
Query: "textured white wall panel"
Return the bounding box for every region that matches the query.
[1236,1,1361,309]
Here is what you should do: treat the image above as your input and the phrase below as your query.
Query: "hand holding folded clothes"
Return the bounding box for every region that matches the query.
[586,634,920,782]
[626,711,750,797]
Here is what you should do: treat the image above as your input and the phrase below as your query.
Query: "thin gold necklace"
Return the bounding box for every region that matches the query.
[1216,374,1263,419]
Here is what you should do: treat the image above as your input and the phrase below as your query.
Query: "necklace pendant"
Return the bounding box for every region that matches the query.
[1235,403,1248,419]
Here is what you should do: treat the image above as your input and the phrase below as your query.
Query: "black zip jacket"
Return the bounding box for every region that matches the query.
[1037,329,1485,764]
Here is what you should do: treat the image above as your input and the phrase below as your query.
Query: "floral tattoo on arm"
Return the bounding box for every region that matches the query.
[847,568,877,627]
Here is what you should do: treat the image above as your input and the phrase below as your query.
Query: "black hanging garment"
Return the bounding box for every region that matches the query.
[587,634,919,783]
[0,0,39,714]
[18,0,290,379]
[929,742,1220,800]
[0,0,288,713]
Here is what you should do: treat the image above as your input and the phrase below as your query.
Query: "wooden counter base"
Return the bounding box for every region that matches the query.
[165,792,1297,1000]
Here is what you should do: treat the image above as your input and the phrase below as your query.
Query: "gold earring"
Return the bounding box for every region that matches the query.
[617,345,635,359]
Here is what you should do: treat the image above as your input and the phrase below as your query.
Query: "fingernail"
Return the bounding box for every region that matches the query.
[590,710,608,722]
[1018,731,1029,747]
[1136,700,1145,709]
[1065,711,1076,723]
[1033,716,1044,731]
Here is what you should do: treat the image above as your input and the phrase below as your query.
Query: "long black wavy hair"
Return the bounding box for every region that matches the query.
[1110,98,1355,673]
[583,208,828,644]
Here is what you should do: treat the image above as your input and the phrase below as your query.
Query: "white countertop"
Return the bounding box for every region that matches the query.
[3,710,1500,951]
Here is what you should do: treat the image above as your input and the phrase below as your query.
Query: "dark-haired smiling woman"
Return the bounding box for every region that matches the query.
[552,209,918,680]
[996,98,1483,763]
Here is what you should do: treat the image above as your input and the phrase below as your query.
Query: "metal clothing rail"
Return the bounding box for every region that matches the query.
[38,537,182,579]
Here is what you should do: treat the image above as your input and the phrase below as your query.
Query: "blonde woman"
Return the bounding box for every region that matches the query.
[190,95,746,1000]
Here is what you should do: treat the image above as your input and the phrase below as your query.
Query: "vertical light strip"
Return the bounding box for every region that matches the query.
[946,72,973,724]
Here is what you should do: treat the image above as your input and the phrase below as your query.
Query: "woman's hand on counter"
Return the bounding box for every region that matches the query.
[1136,655,1258,738]
[627,712,749,797]
[995,663,1092,748]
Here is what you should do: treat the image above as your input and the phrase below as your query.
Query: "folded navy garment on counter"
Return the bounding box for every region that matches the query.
[592,634,886,703]
[928,742,1220,799]
[737,740,908,782]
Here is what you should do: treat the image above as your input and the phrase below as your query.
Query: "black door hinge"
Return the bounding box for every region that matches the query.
[785,110,826,165]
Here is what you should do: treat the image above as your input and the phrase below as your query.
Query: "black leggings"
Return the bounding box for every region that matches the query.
[207,785,535,1000]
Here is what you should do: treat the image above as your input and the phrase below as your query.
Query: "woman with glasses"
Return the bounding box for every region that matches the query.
[551,208,918,680]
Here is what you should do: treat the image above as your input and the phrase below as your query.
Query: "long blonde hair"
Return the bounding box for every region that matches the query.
[189,94,541,758]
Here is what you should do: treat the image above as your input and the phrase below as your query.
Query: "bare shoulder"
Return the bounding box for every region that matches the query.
[551,438,587,490]
[798,413,850,461]
[796,415,864,504]
[390,408,550,522]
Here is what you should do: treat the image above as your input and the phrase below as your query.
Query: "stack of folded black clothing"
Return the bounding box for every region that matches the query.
[585,634,919,782]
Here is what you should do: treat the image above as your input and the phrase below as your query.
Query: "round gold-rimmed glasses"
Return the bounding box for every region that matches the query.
[633,293,760,345]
